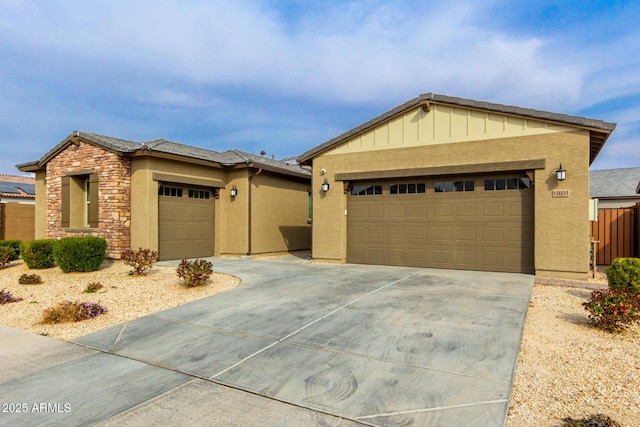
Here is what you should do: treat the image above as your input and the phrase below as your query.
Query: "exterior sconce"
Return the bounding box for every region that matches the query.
[230,185,238,197]
[556,163,566,181]
[321,178,330,192]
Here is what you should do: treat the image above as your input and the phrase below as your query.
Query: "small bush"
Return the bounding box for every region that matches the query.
[176,259,213,287]
[583,288,640,332]
[41,301,108,323]
[121,247,158,276]
[20,239,56,269]
[84,282,103,293]
[562,413,621,427]
[605,258,640,294]
[53,236,107,273]
[0,240,21,261]
[0,246,15,268]
[0,289,23,304]
[18,274,43,285]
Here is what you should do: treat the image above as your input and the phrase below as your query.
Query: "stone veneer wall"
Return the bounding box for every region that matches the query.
[46,141,131,258]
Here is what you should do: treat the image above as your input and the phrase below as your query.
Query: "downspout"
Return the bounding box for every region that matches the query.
[247,164,262,255]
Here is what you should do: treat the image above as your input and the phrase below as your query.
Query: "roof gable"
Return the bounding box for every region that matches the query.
[16,131,310,179]
[299,93,616,164]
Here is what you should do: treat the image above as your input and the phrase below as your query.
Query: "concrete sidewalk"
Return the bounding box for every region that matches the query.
[0,258,533,426]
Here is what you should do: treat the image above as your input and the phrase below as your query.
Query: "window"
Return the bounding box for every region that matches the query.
[484,177,530,191]
[188,189,210,199]
[85,179,91,225]
[159,186,183,197]
[434,180,474,192]
[390,182,426,194]
[61,173,98,228]
[350,185,382,196]
[307,191,312,221]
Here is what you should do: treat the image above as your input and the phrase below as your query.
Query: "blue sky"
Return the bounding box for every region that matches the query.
[1,0,638,174]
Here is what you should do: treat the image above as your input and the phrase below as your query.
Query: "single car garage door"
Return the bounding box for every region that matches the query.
[158,184,214,261]
[347,174,533,273]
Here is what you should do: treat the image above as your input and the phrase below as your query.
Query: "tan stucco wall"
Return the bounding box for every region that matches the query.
[312,125,592,279]
[34,170,47,239]
[220,168,251,255]
[250,172,311,253]
[131,157,227,254]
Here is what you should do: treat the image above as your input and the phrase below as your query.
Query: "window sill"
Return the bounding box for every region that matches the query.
[64,227,98,232]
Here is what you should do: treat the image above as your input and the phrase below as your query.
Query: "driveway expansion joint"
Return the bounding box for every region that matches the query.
[208,272,418,380]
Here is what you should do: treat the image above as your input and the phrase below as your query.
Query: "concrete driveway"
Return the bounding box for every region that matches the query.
[0,258,533,426]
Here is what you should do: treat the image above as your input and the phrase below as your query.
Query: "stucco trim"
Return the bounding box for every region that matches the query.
[152,172,226,188]
[334,159,546,181]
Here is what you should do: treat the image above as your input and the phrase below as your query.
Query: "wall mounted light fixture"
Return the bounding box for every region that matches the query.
[230,185,238,197]
[321,178,330,192]
[556,163,566,181]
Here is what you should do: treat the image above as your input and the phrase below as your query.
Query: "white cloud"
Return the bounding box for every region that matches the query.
[0,1,591,107]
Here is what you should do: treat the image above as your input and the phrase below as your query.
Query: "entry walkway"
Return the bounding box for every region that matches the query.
[0,258,533,426]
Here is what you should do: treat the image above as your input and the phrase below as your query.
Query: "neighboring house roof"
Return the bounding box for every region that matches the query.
[0,174,35,199]
[590,167,640,199]
[298,93,617,164]
[16,131,310,179]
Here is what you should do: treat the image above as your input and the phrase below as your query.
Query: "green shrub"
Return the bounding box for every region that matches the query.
[41,300,107,323]
[605,258,640,293]
[0,246,15,268]
[20,239,56,269]
[562,413,621,427]
[121,247,158,276]
[18,274,43,285]
[583,288,640,332]
[176,259,213,287]
[53,236,107,273]
[0,240,21,261]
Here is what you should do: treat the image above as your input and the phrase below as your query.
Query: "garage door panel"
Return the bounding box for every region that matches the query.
[482,251,503,267]
[457,203,476,216]
[347,176,534,273]
[409,204,427,218]
[482,202,504,216]
[483,227,504,241]
[433,227,451,241]
[433,204,452,216]
[366,247,384,261]
[158,184,214,261]
[389,226,405,240]
[368,226,384,239]
[409,226,427,240]
[456,227,476,241]
[408,249,427,263]
[455,250,476,266]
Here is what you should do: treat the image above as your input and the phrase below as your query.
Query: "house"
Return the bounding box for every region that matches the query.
[0,174,35,204]
[17,131,311,260]
[0,174,36,240]
[299,93,616,279]
[590,167,640,208]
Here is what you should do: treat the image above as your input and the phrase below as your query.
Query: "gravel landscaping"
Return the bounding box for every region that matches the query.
[1,258,639,426]
[507,283,640,427]
[0,259,240,341]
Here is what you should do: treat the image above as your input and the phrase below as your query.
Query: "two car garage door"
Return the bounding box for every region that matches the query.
[158,184,214,261]
[347,174,533,273]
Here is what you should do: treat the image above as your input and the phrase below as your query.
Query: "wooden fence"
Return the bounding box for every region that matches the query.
[591,204,639,265]
[0,203,35,241]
